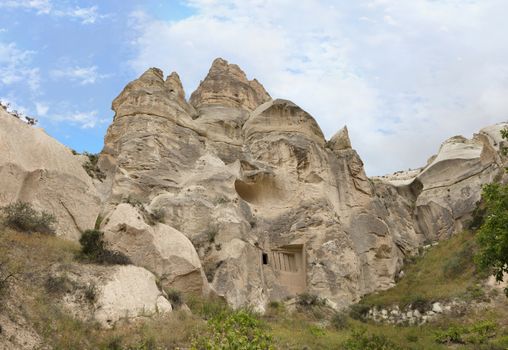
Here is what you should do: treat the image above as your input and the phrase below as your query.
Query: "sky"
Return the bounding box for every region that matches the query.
[0,0,507,176]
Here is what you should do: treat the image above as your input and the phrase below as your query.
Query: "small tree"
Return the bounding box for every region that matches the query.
[475,126,508,296]
[475,183,508,296]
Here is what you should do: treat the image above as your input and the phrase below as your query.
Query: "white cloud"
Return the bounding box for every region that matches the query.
[46,109,108,129]
[129,0,508,175]
[0,41,40,92]
[0,0,52,14]
[35,102,49,116]
[54,5,106,24]
[0,1,106,24]
[50,65,108,85]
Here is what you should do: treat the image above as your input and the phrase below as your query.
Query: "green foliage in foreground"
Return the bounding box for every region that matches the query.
[191,308,274,350]
[475,182,508,296]
[342,328,402,350]
[1,201,56,234]
[434,320,497,345]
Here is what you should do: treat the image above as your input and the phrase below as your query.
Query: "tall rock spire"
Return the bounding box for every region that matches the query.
[189,58,271,111]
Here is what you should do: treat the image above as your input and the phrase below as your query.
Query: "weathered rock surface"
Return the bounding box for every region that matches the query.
[379,123,507,241]
[102,203,208,294]
[95,58,429,310]
[190,57,271,111]
[52,264,172,327]
[0,109,100,240]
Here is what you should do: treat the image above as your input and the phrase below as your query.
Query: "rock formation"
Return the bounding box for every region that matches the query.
[95,58,433,311]
[1,57,505,316]
[0,109,101,240]
[378,124,507,241]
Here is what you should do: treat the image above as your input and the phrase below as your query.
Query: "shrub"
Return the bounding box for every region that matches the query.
[408,295,431,313]
[443,240,474,278]
[475,182,508,296]
[435,320,497,345]
[342,328,402,350]
[331,312,348,330]
[435,326,466,344]
[166,289,183,308]
[150,208,165,223]
[297,293,326,308]
[45,275,75,296]
[268,300,282,309]
[84,284,97,304]
[191,309,273,350]
[79,229,131,265]
[349,303,370,321]
[1,201,56,234]
[82,152,105,181]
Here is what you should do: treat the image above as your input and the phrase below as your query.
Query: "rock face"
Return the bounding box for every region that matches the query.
[96,58,426,311]
[190,58,271,111]
[0,109,100,240]
[379,124,507,241]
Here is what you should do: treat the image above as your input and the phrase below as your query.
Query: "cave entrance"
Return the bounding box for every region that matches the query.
[264,244,306,295]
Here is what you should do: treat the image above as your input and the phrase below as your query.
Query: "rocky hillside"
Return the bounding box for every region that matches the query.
[0,58,507,349]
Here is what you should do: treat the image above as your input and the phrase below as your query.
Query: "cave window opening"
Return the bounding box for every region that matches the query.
[262,253,268,265]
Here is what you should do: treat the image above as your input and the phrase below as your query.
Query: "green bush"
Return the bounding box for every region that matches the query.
[443,240,474,278]
[435,320,497,345]
[475,182,508,296]
[331,312,348,330]
[297,293,326,308]
[342,328,402,350]
[79,229,131,265]
[166,289,183,308]
[349,303,370,321]
[1,201,56,234]
[82,152,105,181]
[408,295,431,313]
[191,309,273,350]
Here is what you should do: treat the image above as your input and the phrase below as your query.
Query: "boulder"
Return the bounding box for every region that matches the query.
[51,264,172,327]
[102,203,208,294]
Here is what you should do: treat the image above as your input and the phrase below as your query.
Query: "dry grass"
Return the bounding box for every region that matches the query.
[362,230,483,308]
[1,226,508,349]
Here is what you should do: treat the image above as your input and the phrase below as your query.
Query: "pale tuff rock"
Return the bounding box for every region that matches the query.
[0,109,100,240]
[51,264,172,327]
[380,123,507,241]
[102,203,209,294]
[94,265,172,327]
[95,59,446,311]
[190,57,271,111]
[327,126,352,151]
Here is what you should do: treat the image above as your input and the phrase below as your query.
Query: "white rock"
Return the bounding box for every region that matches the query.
[432,302,443,313]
